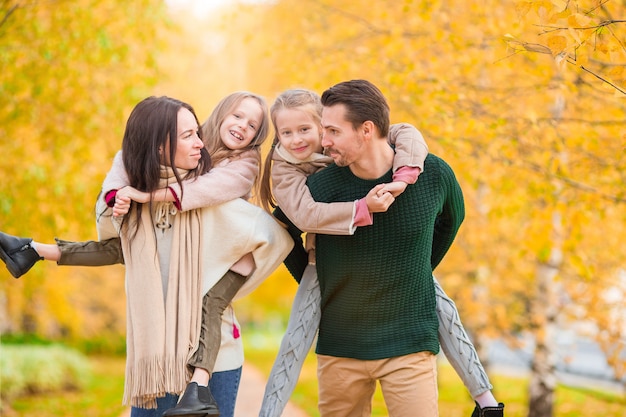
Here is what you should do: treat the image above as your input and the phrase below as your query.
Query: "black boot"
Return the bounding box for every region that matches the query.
[471,401,505,417]
[0,232,43,279]
[162,382,220,417]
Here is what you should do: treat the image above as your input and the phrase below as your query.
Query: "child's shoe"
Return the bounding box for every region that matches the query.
[162,382,219,416]
[471,401,505,417]
[0,232,43,278]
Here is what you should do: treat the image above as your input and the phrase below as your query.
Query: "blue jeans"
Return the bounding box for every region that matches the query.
[130,367,242,417]
[209,366,242,417]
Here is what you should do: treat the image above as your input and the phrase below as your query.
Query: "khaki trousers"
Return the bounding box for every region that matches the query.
[317,351,438,417]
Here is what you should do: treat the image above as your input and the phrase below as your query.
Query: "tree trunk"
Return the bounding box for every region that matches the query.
[527,262,557,417]
[473,181,492,371]
[527,211,563,417]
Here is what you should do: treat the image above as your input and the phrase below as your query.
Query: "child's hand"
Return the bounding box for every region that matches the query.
[378,181,407,198]
[117,186,150,203]
[113,186,150,216]
[365,184,395,213]
[113,194,131,217]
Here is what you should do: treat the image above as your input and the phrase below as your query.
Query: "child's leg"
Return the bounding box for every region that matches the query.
[260,264,321,417]
[163,270,247,417]
[0,231,124,279]
[190,270,247,376]
[434,276,501,409]
[30,243,61,261]
[55,238,124,266]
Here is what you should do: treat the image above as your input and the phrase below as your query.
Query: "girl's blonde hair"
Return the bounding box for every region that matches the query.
[200,91,270,171]
[259,88,322,212]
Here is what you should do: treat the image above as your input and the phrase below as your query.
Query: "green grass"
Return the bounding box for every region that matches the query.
[244,344,626,417]
[2,354,126,417]
[3,341,624,417]
[1,344,87,398]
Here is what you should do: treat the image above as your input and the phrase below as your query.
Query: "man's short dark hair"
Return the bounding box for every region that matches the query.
[321,79,390,137]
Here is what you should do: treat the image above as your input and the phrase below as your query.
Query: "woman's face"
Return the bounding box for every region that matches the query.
[219,97,263,150]
[164,108,204,169]
[275,107,323,161]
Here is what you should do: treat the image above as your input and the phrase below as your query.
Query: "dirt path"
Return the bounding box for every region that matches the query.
[118,362,310,417]
[234,363,310,417]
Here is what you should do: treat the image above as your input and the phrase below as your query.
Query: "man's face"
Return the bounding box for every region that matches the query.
[321,104,364,167]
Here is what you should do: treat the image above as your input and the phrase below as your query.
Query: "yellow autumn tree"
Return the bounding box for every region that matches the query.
[500,2,625,415]
[505,0,626,95]
[0,0,169,344]
[209,1,626,416]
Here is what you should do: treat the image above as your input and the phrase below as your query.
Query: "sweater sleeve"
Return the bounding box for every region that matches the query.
[95,191,120,241]
[388,123,429,173]
[273,157,356,235]
[169,150,258,211]
[101,151,129,198]
[97,152,127,239]
[431,158,465,270]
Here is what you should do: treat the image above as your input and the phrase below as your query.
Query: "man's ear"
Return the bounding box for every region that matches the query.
[361,120,375,140]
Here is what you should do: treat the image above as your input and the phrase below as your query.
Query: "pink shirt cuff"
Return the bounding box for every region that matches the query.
[354,198,373,227]
[393,166,421,184]
[104,190,117,207]
[168,187,182,211]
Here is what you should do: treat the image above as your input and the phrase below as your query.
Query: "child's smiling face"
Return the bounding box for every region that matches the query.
[275,107,323,161]
[219,97,263,150]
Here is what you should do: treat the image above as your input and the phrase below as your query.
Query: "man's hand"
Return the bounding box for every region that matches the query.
[365,184,395,213]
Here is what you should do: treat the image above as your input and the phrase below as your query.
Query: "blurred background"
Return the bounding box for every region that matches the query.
[1,0,625,416]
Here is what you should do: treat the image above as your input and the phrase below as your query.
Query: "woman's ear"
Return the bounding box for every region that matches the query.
[158,147,166,165]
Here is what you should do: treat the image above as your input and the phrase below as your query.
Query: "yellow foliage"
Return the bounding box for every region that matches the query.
[215,0,626,392]
[547,35,567,55]
[2,3,625,404]
[0,0,168,339]
[515,1,533,17]
[568,12,592,28]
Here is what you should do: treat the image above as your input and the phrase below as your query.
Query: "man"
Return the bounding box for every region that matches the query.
[307,79,464,417]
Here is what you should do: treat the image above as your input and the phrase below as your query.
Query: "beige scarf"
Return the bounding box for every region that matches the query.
[121,166,202,408]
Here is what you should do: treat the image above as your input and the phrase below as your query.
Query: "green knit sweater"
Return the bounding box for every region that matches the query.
[306,153,465,360]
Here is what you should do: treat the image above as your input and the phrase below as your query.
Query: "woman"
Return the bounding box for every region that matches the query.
[1,94,292,417]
